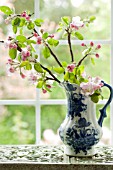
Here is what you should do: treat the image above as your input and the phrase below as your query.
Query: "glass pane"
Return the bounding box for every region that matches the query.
[41,105,66,144]
[40,45,110,99]
[40,0,110,39]
[0,105,35,144]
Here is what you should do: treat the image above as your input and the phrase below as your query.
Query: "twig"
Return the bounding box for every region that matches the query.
[77,54,89,67]
[45,43,63,68]
[66,29,74,62]
[40,64,61,84]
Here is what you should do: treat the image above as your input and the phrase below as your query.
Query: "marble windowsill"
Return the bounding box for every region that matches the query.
[0,145,113,170]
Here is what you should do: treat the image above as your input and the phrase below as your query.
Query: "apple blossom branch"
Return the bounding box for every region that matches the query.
[66,28,74,63]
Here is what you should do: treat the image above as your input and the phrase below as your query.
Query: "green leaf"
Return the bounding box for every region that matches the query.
[47,39,59,47]
[9,48,17,59]
[0,6,13,15]
[91,57,95,65]
[34,18,44,27]
[69,72,75,80]
[64,72,69,81]
[18,54,21,62]
[90,16,96,22]
[75,32,84,40]
[91,93,99,103]
[27,39,36,44]
[19,18,26,27]
[16,35,27,43]
[12,17,21,26]
[77,65,85,76]
[53,67,64,74]
[13,25,17,34]
[34,54,38,59]
[37,81,44,88]
[20,61,28,67]
[42,46,50,59]
[56,27,62,32]
[27,21,35,30]
[26,63,32,70]
[62,61,67,67]
[34,63,43,73]
[61,16,69,25]
[42,32,49,39]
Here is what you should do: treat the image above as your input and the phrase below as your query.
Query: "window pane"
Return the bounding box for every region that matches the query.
[41,0,110,39]
[41,105,66,144]
[0,1,36,99]
[0,105,35,144]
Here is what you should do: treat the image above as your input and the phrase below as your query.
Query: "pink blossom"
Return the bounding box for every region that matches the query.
[5,18,10,24]
[9,43,17,49]
[67,64,75,72]
[81,71,86,78]
[95,53,99,58]
[90,41,94,46]
[20,73,26,79]
[70,16,84,30]
[96,44,101,49]
[28,73,37,84]
[21,50,30,60]
[37,36,42,44]
[80,76,103,96]
[42,89,47,94]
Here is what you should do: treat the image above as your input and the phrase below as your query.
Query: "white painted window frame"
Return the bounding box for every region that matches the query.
[0,0,113,145]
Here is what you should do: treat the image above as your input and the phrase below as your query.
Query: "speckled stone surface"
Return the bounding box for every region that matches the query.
[0,145,113,170]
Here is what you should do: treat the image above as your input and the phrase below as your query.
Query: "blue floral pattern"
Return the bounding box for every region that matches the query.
[59,82,100,156]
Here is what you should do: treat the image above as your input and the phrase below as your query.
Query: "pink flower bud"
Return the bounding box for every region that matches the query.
[9,67,15,73]
[26,51,30,57]
[81,43,86,46]
[13,43,17,49]
[9,43,14,49]
[33,32,38,37]
[21,11,27,17]
[90,41,94,46]
[95,53,99,58]
[37,36,42,45]
[20,73,26,79]
[96,44,101,49]
[7,58,13,64]
[48,34,54,38]
[47,85,51,89]
[26,15,30,21]
[42,89,47,94]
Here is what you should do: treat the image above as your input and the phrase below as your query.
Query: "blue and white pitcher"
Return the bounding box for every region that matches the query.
[59,82,113,157]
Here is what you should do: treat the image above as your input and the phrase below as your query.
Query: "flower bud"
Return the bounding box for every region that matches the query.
[95,53,99,58]
[96,44,101,49]
[90,41,94,46]
[81,43,86,46]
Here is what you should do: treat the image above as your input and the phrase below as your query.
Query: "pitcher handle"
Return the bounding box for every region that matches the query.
[98,81,113,127]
